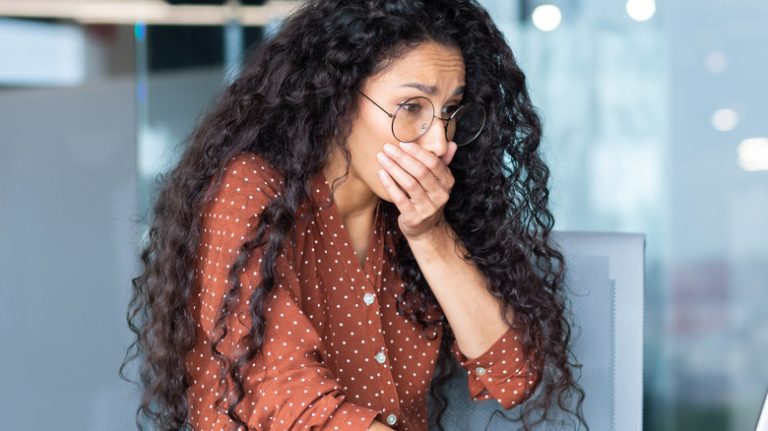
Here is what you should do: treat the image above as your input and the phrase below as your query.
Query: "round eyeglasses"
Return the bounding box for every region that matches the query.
[358,90,486,147]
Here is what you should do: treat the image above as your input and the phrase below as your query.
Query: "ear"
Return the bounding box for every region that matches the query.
[442,141,458,166]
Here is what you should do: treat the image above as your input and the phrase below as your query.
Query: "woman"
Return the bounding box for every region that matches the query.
[123,0,587,430]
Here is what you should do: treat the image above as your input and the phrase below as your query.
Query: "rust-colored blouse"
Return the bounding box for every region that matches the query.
[185,153,538,431]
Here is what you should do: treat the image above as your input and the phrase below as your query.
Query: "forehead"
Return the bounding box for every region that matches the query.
[368,41,466,88]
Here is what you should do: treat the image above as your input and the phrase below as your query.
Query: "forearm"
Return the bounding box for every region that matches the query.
[368,419,396,430]
[406,224,513,360]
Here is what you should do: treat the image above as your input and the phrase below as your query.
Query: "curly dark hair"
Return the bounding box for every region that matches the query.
[120,0,588,430]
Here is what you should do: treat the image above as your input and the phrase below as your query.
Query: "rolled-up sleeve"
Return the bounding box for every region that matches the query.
[450,326,541,410]
[186,153,379,430]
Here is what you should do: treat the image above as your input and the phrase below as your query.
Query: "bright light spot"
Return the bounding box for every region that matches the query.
[738,137,768,171]
[705,51,728,74]
[626,0,656,22]
[532,5,562,32]
[711,109,739,132]
[138,124,176,179]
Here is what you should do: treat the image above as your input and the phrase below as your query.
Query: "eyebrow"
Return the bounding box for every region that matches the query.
[399,82,465,97]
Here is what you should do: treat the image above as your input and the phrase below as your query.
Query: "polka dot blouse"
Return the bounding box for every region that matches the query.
[185,153,539,431]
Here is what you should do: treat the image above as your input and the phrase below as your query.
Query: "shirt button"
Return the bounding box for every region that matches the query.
[363,292,375,305]
[475,366,487,375]
[375,350,387,364]
[386,413,398,425]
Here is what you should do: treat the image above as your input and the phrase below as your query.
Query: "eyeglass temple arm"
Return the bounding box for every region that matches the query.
[357,90,394,118]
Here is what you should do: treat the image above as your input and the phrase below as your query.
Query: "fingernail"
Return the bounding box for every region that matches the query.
[399,141,412,149]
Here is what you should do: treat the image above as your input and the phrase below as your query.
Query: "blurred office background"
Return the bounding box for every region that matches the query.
[0,0,766,430]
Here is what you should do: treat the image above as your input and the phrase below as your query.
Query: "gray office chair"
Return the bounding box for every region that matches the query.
[428,231,645,431]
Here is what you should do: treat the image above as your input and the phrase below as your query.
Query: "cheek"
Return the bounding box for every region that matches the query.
[345,137,388,197]
[350,107,397,198]
[371,159,390,196]
[358,130,392,179]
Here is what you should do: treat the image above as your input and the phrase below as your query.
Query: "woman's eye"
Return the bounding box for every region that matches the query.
[443,104,461,114]
[399,103,421,113]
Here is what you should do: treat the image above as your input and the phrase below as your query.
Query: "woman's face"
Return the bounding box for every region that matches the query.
[330,40,466,205]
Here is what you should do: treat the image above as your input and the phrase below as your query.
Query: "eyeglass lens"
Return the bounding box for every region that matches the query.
[392,97,486,146]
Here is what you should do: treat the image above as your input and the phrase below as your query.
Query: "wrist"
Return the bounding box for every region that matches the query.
[405,223,463,266]
[407,220,456,248]
[368,419,396,431]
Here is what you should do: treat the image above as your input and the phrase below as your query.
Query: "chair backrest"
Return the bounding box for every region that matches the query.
[427,230,646,431]
[757,389,768,431]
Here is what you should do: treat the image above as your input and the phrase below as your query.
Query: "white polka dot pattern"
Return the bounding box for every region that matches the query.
[450,328,541,410]
[184,153,538,430]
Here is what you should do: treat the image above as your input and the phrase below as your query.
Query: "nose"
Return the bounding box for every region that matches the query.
[415,115,450,158]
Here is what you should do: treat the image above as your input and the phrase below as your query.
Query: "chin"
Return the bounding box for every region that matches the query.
[370,182,391,202]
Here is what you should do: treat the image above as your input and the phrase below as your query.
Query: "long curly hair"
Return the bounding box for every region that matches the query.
[120,0,588,430]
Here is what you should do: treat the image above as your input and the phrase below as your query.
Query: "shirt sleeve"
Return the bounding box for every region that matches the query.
[186,153,380,431]
[450,326,541,410]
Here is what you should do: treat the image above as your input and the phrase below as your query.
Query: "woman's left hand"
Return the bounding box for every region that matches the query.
[376,140,458,242]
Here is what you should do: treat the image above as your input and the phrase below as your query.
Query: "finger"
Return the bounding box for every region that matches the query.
[382,143,443,196]
[396,142,454,190]
[376,151,431,203]
[377,168,414,213]
[377,150,446,222]
[387,142,453,208]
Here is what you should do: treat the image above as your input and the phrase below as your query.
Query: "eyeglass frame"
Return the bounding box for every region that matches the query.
[356,89,485,147]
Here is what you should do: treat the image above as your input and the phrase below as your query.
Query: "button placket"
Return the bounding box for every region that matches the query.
[311,175,401,417]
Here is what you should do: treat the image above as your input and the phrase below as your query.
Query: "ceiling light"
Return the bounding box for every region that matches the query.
[705,51,728,74]
[626,0,656,22]
[711,109,739,132]
[738,138,768,172]
[532,4,562,32]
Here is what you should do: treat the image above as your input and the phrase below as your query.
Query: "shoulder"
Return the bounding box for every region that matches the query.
[220,152,283,194]
[202,152,285,221]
